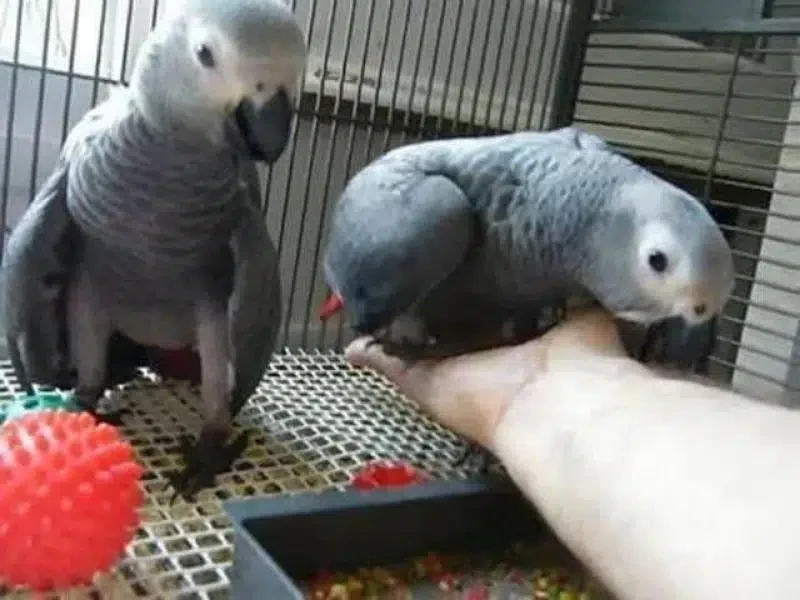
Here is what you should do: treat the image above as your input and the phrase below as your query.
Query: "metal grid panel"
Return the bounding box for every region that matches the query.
[0,352,486,598]
[574,24,800,403]
[0,0,597,598]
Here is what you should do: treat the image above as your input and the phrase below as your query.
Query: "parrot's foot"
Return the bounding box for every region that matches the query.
[73,386,129,426]
[366,336,440,365]
[167,428,250,503]
[88,407,130,427]
[453,441,493,475]
[369,332,517,364]
[552,300,568,322]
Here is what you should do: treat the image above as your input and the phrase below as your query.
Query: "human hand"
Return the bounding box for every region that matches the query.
[343,308,630,450]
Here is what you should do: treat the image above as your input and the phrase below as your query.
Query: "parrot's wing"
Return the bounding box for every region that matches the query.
[325,171,478,333]
[227,164,282,416]
[1,89,148,396]
[0,158,77,392]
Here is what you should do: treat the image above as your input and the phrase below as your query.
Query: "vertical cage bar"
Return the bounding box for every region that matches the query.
[548,0,596,129]
[261,0,301,217]
[60,0,82,144]
[466,0,497,133]
[119,0,136,83]
[29,0,57,201]
[90,0,110,107]
[481,0,513,134]
[150,0,160,29]
[496,1,527,132]
[334,0,381,348]
[524,0,556,128]
[704,36,744,202]
[275,0,319,258]
[360,0,396,165]
[398,0,432,144]
[539,0,570,129]
[280,0,339,348]
[414,0,448,141]
[380,0,414,150]
[301,0,359,348]
[432,0,466,138]
[696,36,744,376]
[0,0,26,255]
[511,0,540,130]
[452,1,482,132]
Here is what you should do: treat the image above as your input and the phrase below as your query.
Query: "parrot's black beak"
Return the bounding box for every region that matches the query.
[617,315,718,372]
[234,88,293,164]
[671,316,718,372]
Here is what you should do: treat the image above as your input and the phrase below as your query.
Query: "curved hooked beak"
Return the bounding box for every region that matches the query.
[233,88,293,164]
[618,314,718,371]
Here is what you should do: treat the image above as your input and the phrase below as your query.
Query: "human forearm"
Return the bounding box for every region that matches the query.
[491,357,800,600]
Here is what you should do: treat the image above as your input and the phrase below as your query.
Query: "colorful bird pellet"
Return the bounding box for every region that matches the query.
[301,540,609,599]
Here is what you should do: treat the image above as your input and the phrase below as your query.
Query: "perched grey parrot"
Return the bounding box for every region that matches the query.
[319,127,735,470]
[0,0,306,501]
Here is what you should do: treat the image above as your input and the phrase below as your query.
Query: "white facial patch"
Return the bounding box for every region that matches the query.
[635,220,693,317]
[242,55,305,101]
[186,19,248,105]
[618,178,734,323]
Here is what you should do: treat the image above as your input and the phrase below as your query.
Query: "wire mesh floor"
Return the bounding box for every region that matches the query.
[0,350,493,599]
[0,350,607,599]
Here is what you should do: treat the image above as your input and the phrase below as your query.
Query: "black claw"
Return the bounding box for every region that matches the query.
[88,407,130,426]
[637,320,665,363]
[72,388,129,426]
[453,441,493,475]
[366,334,430,365]
[166,428,250,504]
[370,334,514,363]
[553,300,568,322]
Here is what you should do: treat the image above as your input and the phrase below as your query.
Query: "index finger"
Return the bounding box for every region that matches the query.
[343,337,438,401]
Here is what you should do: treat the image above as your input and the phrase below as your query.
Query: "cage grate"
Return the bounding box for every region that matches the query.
[0,350,497,599]
[574,27,800,401]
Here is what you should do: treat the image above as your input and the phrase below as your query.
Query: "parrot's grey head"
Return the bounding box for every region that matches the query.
[130,0,306,163]
[583,175,735,328]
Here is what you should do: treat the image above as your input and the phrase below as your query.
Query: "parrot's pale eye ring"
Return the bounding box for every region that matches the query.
[647,250,668,274]
[196,44,215,68]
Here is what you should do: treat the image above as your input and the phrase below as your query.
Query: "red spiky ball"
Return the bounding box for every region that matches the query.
[0,410,144,592]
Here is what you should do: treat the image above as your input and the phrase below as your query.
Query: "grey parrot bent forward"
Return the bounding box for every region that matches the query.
[320,127,735,473]
[0,0,307,501]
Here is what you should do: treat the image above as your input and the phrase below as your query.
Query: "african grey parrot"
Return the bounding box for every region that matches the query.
[0,0,306,501]
[319,126,735,470]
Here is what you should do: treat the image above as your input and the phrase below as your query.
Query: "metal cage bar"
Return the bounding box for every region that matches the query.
[575,16,800,403]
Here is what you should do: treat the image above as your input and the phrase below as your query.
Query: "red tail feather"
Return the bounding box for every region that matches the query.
[319,292,344,320]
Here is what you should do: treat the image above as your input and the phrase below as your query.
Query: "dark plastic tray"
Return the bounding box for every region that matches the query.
[224,477,547,599]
